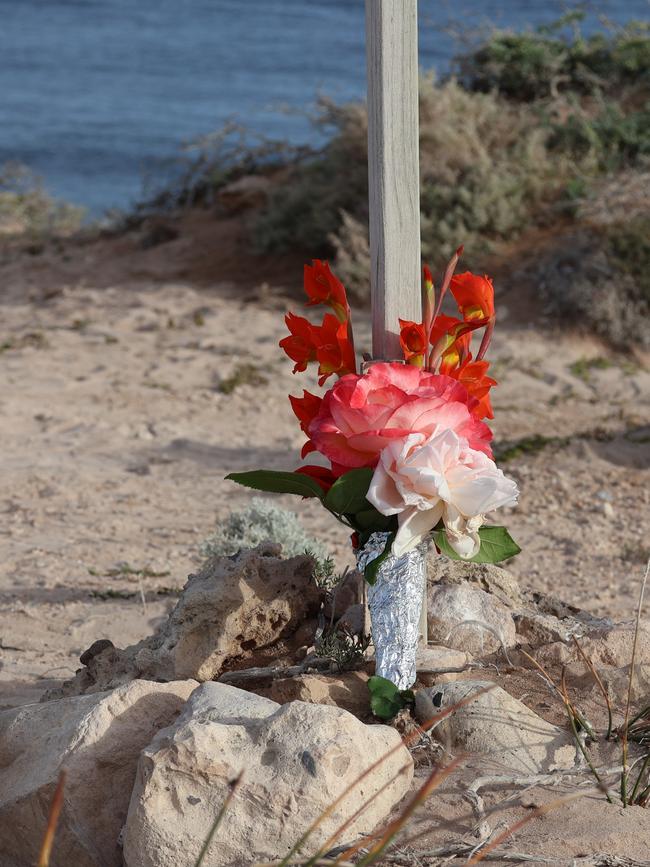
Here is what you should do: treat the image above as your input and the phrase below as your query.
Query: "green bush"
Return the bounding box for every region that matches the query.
[459,17,650,100]
[252,98,369,255]
[253,77,562,285]
[549,101,650,172]
[608,216,650,311]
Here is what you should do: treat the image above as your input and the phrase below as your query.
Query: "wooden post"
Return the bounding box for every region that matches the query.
[365,0,428,647]
[366,0,421,360]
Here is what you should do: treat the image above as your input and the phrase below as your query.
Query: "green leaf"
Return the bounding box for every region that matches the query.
[363,532,395,585]
[368,676,414,720]
[324,468,373,515]
[368,676,402,720]
[353,508,395,532]
[225,470,324,500]
[432,525,521,564]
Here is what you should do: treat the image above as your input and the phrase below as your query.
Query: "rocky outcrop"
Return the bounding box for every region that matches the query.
[427,557,612,656]
[415,680,575,774]
[123,683,412,867]
[45,544,321,699]
[427,582,517,657]
[427,556,523,607]
[268,671,371,716]
[0,679,197,867]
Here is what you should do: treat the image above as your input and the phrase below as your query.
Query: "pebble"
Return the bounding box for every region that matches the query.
[602,502,615,519]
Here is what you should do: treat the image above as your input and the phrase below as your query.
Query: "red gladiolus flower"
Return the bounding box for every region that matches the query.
[428,313,489,370]
[429,314,464,347]
[399,318,427,367]
[289,390,322,457]
[441,356,497,420]
[315,313,357,386]
[279,313,319,373]
[304,259,349,323]
[450,272,495,322]
[280,312,356,385]
[295,464,336,493]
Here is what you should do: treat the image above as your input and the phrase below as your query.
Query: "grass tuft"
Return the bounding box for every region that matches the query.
[217,363,269,394]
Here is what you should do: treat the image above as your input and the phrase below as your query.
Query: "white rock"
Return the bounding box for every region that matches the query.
[0,679,197,867]
[47,544,322,698]
[415,645,473,687]
[427,556,523,607]
[415,680,574,774]
[427,583,517,657]
[268,671,371,717]
[123,683,413,867]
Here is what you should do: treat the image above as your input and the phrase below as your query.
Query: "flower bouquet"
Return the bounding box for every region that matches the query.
[227,251,519,688]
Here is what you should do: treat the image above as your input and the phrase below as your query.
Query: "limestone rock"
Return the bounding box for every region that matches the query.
[123,683,412,867]
[590,663,650,706]
[574,621,650,669]
[325,569,363,621]
[46,544,321,699]
[415,645,473,687]
[0,679,197,867]
[268,671,370,716]
[515,590,612,647]
[514,611,580,645]
[427,556,523,607]
[415,680,574,774]
[427,582,517,657]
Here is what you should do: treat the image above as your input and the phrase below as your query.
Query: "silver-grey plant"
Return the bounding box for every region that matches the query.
[200,497,328,561]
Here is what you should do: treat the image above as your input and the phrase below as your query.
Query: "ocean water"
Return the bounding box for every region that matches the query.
[0,0,647,214]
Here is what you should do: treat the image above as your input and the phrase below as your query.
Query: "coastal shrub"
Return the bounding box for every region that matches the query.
[139,121,308,212]
[530,217,650,350]
[254,78,561,292]
[0,162,84,238]
[252,98,369,255]
[459,17,650,100]
[133,17,650,346]
[200,497,328,560]
[549,101,650,172]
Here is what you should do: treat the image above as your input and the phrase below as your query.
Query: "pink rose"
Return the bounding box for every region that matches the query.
[308,362,492,474]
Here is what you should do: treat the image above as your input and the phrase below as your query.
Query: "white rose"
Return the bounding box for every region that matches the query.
[367,429,518,558]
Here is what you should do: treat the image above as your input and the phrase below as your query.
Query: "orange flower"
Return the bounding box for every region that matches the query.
[315,314,357,385]
[399,318,427,367]
[280,311,356,385]
[442,356,497,420]
[279,313,319,373]
[428,313,490,370]
[450,272,495,322]
[289,390,322,457]
[304,259,349,323]
[429,314,464,347]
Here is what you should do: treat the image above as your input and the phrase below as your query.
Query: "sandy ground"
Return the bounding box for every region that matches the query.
[1,218,649,712]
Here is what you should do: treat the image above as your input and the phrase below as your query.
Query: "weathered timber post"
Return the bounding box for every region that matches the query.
[365,0,428,647]
[366,0,421,359]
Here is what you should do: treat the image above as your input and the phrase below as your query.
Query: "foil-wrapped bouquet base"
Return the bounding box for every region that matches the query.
[356,532,427,690]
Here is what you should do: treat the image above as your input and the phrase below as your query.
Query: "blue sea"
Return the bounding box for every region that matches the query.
[0,0,647,214]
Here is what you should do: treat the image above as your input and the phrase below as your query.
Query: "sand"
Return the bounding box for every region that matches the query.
[1,218,649,709]
[1,216,650,862]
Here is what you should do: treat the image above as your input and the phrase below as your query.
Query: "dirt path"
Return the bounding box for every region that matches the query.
[1,225,648,708]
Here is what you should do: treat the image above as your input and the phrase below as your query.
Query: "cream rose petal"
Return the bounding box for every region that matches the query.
[393,501,444,557]
[367,429,518,556]
[443,506,482,559]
